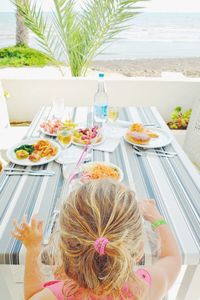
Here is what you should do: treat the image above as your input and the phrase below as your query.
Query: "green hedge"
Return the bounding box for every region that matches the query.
[0,46,54,67]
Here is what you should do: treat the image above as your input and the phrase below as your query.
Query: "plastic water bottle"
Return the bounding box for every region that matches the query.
[94,73,108,123]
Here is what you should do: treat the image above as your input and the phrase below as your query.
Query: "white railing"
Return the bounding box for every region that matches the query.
[2,77,200,122]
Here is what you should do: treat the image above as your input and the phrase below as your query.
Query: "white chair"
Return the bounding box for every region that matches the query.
[0,81,28,161]
[184,99,200,170]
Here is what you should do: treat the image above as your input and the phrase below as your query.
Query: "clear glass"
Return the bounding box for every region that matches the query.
[108,106,119,123]
[52,98,64,119]
[107,106,119,135]
[57,128,73,164]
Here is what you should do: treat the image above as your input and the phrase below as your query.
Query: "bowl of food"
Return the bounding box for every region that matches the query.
[0,160,3,173]
[81,161,123,182]
[40,119,77,137]
[124,123,173,148]
[40,119,64,136]
[7,139,60,166]
[126,123,159,145]
[72,126,104,146]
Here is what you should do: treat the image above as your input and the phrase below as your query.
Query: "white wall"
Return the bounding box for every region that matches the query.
[2,78,200,122]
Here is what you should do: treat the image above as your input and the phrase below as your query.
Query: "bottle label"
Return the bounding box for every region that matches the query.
[94,104,108,122]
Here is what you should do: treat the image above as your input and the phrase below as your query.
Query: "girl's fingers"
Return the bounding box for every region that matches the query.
[13,220,24,234]
[21,214,29,229]
[148,199,156,205]
[138,202,145,213]
[22,222,29,230]
[37,220,43,231]
[22,214,27,224]
[11,231,23,241]
[31,216,37,230]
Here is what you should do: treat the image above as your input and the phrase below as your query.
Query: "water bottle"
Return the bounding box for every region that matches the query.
[94,73,108,123]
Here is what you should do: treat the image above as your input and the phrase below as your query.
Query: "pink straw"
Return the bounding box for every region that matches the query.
[68,128,101,183]
[68,141,90,183]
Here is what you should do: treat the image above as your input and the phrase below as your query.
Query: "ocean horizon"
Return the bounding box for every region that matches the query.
[1,12,200,60]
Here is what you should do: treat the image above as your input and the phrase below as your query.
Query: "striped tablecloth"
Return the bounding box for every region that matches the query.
[0,106,199,268]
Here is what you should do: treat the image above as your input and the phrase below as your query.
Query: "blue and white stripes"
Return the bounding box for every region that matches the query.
[0,106,199,267]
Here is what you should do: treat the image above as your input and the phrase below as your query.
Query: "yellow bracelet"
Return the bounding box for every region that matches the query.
[151,219,167,230]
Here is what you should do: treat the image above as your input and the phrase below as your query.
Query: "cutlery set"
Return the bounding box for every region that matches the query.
[133,145,177,158]
[4,168,55,176]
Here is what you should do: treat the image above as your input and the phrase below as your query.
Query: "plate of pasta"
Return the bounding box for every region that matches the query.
[81,161,123,182]
[7,139,61,166]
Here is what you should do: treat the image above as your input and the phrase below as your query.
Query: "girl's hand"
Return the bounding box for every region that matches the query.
[139,199,164,224]
[12,215,43,250]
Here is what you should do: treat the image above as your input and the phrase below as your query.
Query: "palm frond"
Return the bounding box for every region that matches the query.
[12,0,146,76]
[79,0,144,75]
[11,0,62,68]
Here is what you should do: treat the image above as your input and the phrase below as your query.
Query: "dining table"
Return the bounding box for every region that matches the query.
[0,106,199,300]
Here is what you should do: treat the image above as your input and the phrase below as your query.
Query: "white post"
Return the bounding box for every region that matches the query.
[0,82,10,129]
[176,265,200,300]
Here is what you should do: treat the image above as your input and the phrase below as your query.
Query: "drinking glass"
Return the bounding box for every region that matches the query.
[108,106,119,123]
[52,98,64,119]
[107,106,119,135]
[57,128,73,164]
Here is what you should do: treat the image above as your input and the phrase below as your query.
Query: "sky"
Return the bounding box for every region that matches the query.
[1,0,200,13]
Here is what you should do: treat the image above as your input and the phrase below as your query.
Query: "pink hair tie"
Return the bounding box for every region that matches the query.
[94,237,109,255]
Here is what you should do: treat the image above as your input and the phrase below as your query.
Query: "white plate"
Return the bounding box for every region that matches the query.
[40,127,58,137]
[7,138,61,166]
[81,161,124,182]
[40,125,77,137]
[124,127,173,149]
[72,135,105,147]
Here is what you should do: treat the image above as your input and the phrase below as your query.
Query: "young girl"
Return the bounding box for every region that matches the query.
[12,179,181,300]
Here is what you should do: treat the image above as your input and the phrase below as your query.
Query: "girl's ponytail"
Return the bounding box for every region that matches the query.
[56,179,146,299]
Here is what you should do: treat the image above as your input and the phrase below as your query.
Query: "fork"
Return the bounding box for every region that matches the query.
[4,168,55,174]
[133,147,175,158]
[5,171,55,176]
[4,168,55,176]
[117,120,159,128]
[133,145,177,156]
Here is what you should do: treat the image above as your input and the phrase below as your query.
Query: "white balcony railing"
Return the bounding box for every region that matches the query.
[2,77,200,122]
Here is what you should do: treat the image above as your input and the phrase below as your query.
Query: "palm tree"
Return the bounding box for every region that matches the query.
[16,0,29,46]
[12,0,144,76]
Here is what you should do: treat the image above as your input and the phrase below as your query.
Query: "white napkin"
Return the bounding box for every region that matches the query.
[94,137,121,153]
[116,120,132,128]
[94,125,126,153]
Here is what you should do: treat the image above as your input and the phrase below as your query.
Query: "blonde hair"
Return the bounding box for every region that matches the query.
[48,179,146,299]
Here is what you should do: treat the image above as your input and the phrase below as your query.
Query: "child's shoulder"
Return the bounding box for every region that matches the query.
[42,280,64,300]
[29,287,58,300]
[135,268,152,285]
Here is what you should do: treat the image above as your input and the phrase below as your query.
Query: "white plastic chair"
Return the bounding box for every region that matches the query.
[0,81,28,159]
[184,99,200,169]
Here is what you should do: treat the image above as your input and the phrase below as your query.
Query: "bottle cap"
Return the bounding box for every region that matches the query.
[98,73,105,78]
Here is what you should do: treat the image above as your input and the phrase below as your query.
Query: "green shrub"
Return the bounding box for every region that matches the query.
[0,46,55,67]
[167,106,192,129]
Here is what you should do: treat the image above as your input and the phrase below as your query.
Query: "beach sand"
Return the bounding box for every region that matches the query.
[91,57,200,77]
[1,57,200,78]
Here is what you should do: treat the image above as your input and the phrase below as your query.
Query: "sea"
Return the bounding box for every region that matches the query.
[1,12,200,60]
